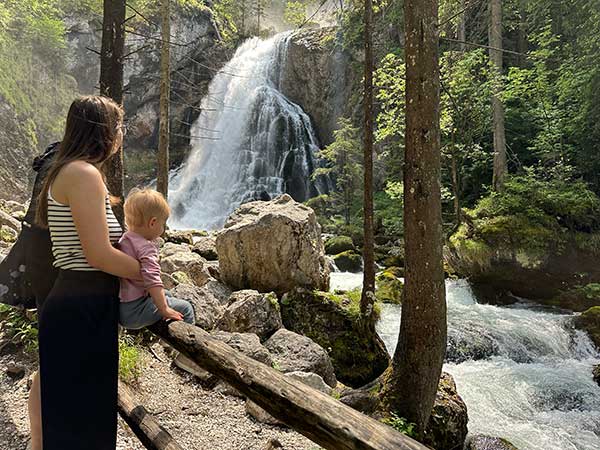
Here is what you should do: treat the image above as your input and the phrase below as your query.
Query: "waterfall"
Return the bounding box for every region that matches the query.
[168,32,329,230]
[330,273,600,450]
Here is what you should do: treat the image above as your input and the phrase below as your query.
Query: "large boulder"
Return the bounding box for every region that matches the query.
[324,235,355,255]
[160,242,211,287]
[216,195,330,295]
[192,235,218,260]
[264,329,337,388]
[332,250,363,273]
[280,288,390,388]
[216,290,282,341]
[169,283,224,330]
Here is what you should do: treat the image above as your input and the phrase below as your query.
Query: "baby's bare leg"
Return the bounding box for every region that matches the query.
[28,370,42,450]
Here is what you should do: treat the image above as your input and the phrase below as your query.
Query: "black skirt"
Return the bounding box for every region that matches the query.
[39,269,120,450]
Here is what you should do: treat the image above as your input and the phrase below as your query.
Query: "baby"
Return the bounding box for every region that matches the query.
[118,188,195,329]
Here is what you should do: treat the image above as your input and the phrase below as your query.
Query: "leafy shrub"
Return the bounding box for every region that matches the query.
[0,304,38,354]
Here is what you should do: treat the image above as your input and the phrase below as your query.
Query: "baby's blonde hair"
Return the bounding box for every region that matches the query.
[124,188,170,229]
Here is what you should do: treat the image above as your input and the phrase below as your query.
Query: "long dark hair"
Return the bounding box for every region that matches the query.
[36,96,124,228]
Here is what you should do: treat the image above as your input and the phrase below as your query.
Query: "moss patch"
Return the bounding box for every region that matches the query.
[324,235,355,255]
[375,270,403,304]
[574,306,600,349]
[333,250,363,272]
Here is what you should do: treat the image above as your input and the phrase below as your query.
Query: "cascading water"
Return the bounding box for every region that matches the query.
[331,273,600,450]
[168,32,329,230]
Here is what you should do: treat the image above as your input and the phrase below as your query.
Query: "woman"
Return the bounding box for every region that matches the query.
[32,95,141,450]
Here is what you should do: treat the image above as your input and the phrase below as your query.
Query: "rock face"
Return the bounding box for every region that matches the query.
[279,28,356,147]
[423,372,469,450]
[0,101,38,201]
[216,195,330,295]
[280,288,390,388]
[264,329,337,388]
[446,232,600,311]
[466,435,519,450]
[217,290,282,341]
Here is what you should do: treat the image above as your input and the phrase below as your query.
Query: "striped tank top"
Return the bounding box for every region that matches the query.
[48,186,122,271]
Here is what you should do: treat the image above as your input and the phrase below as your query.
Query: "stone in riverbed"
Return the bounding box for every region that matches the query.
[332,250,363,273]
[593,364,600,386]
[216,195,329,295]
[216,290,282,341]
[573,306,600,349]
[466,435,519,450]
[264,328,337,388]
[324,235,355,255]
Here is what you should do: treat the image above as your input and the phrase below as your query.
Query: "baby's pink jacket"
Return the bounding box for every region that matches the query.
[119,230,164,302]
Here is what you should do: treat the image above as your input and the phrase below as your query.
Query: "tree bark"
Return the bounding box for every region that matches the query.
[100,0,126,223]
[157,0,171,198]
[490,0,507,191]
[361,0,376,316]
[150,321,428,450]
[118,380,184,450]
[380,0,447,436]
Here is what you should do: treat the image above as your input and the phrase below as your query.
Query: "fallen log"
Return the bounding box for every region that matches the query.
[150,321,428,450]
[118,380,184,450]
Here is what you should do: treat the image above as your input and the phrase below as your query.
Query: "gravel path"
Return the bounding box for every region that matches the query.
[0,337,317,450]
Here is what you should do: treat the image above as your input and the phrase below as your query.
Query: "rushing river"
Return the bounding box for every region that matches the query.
[330,273,600,450]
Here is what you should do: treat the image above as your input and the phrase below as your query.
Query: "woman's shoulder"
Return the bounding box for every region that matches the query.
[60,161,104,186]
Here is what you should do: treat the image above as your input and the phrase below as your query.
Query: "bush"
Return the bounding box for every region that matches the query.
[118,333,144,383]
[0,304,38,354]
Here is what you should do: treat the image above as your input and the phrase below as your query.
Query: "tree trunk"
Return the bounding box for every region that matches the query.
[490,0,507,191]
[157,0,171,198]
[361,0,376,316]
[100,0,126,223]
[380,0,447,437]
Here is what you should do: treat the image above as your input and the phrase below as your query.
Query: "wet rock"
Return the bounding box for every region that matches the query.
[593,364,600,386]
[280,288,390,388]
[170,283,224,330]
[211,331,273,366]
[324,235,355,255]
[466,435,519,450]
[423,372,469,450]
[264,329,337,388]
[216,195,330,295]
[332,250,363,273]
[573,306,600,349]
[217,290,282,341]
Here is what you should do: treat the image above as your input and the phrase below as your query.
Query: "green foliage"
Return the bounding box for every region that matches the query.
[374,181,403,237]
[314,117,363,225]
[118,333,144,383]
[0,304,38,354]
[455,171,600,256]
[381,413,417,438]
[284,1,306,27]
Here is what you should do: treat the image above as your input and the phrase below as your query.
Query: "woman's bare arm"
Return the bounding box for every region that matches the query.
[62,162,141,279]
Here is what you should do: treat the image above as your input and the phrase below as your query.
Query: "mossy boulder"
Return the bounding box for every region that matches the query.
[280,288,390,387]
[573,306,600,349]
[324,235,355,255]
[551,283,600,312]
[333,250,363,273]
[375,270,403,304]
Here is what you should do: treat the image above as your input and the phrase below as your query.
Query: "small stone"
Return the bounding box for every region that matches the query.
[6,364,25,380]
